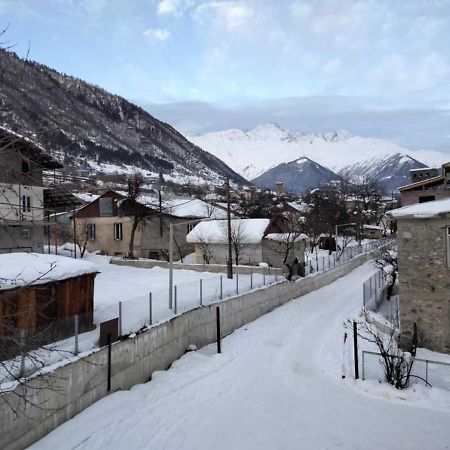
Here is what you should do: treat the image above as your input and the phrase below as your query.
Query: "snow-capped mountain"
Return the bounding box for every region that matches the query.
[339,154,427,192]
[0,49,245,185]
[187,123,448,188]
[252,157,340,194]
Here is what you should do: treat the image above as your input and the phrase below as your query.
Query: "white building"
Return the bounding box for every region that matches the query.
[0,127,61,253]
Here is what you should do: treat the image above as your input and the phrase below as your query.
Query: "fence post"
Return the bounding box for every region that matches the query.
[174,285,178,314]
[19,330,26,378]
[353,321,359,380]
[220,275,223,300]
[74,314,79,355]
[316,257,319,272]
[118,301,122,337]
[200,279,203,306]
[322,257,325,271]
[216,306,221,354]
[149,292,153,325]
[361,351,365,380]
[426,360,429,385]
[250,272,253,290]
[263,271,266,285]
[236,273,239,295]
[107,333,112,392]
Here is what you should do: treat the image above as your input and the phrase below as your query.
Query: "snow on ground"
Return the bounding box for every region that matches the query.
[31,262,450,450]
[0,255,279,387]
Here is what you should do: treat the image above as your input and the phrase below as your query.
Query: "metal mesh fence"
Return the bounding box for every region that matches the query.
[362,268,399,326]
[0,238,394,385]
[362,350,450,391]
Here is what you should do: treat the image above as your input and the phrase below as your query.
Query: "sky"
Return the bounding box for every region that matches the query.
[0,0,449,152]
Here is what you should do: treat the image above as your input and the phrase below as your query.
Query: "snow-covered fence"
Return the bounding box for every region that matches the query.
[362,350,450,391]
[363,270,386,311]
[362,270,399,325]
[305,239,394,276]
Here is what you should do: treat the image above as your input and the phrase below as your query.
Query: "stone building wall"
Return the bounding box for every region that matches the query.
[397,217,450,353]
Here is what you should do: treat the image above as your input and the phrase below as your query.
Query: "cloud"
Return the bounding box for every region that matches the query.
[156,0,183,16]
[143,28,171,41]
[194,1,254,31]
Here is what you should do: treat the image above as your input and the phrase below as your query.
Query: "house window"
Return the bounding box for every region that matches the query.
[187,223,196,233]
[22,195,31,212]
[87,223,96,240]
[21,159,30,174]
[20,228,31,238]
[419,196,435,203]
[447,228,450,268]
[113,223,123,240]
[148,251,159,260]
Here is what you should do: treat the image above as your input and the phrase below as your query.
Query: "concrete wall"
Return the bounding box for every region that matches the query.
[111,257,284,275]
[397,217,450,353]
[1,247,382,450]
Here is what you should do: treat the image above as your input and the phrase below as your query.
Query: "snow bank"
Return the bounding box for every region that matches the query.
[0,253,99,291]
[187,219,270,244]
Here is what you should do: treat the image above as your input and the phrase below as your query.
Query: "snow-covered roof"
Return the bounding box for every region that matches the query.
[287,201,309,213]
[164,197,227,219]
[264,233,308,242]
[0,253,99,291]
[187,219,271,244]
[362,224,382,230]
[136,194,226,219]
[73,192,101,203]
[388,198,450,219]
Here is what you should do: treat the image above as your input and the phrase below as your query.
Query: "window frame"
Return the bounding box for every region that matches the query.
[113,222,123,241]
[87,223,96,240]
[447,227,450,268]
[22,195,31,212]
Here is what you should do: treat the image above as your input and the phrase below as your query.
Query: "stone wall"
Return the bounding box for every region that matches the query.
[1,248,380,450]
[397,217,450,353]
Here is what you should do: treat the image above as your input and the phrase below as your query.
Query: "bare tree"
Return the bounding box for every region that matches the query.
[73,218,91,258]
[121,172,150,258]
[347,311,417,389]
[229,221,248,266]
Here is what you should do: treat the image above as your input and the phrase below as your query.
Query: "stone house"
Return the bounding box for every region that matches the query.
[186,218,305,268]
[0,127,62,253]
[398,161,450,206]
[388,198,450,353]
[73,191,226,259]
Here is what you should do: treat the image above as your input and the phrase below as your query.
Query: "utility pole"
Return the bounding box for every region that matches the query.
[226,178,233,279]
[73,211,77,259]
[169,223,173,309]
[158,171,163,237]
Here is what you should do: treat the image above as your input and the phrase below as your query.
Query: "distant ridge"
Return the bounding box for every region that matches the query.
[0,49,246,185]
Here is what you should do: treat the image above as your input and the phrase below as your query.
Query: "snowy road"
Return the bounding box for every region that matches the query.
[31,262,450,449]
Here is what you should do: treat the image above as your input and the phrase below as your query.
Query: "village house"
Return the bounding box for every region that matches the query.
[398,161,450,206]
[73,190,226,259]
[388,198,450,353]
[0,127,62,253]
[186,218,305,268]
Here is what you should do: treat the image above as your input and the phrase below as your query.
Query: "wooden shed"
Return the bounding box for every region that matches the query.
[0,253,98,339]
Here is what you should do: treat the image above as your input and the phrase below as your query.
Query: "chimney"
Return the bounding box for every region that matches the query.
[275,182,284,194]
